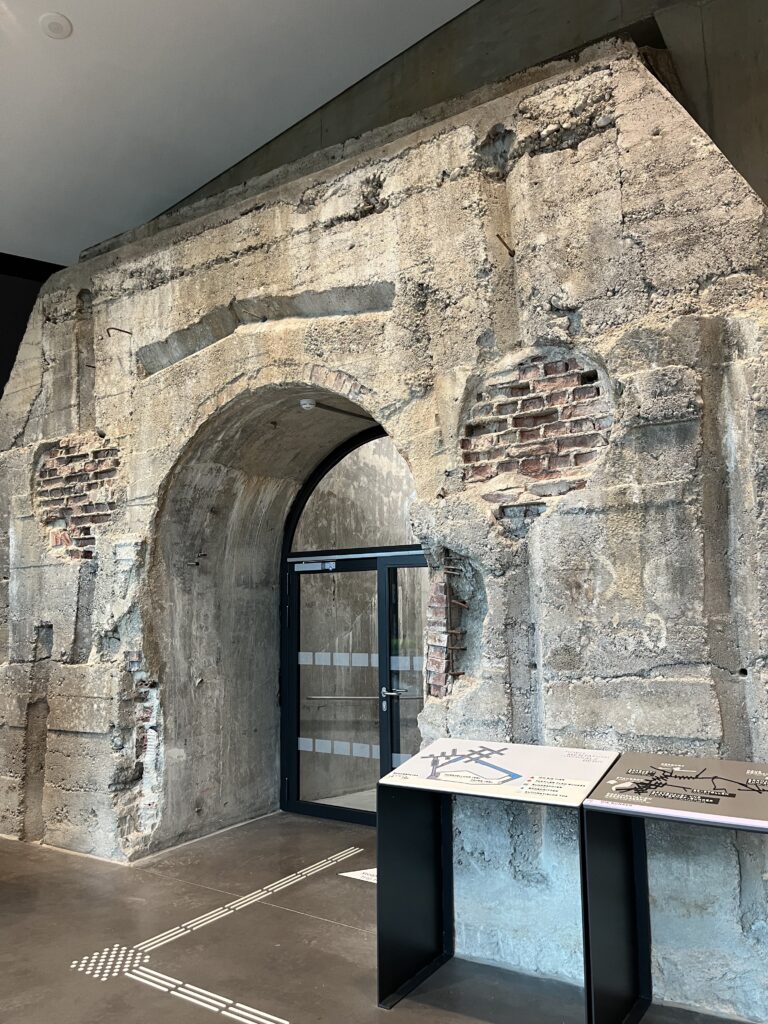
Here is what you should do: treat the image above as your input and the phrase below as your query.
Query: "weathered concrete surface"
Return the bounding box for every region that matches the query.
[2,40,768,1018]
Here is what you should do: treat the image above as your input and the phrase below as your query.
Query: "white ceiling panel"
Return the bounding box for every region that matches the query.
[0,0,477,264]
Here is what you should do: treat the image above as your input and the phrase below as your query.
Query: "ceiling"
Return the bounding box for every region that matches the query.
[0,0,477,266]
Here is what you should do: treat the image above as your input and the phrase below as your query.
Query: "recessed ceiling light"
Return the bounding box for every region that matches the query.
[39,12,73,39]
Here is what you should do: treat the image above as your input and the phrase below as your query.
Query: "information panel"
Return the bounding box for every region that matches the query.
[379,739,618,807]
[584,752,768,830]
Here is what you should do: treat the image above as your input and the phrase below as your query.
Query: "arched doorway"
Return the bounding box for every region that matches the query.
[280,428,428,824]
[147,381,427,852]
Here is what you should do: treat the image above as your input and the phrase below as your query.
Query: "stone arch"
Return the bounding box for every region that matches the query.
[142,375,421,851]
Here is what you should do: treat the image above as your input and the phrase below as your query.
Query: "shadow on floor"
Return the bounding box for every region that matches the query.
[405,958,585,1024]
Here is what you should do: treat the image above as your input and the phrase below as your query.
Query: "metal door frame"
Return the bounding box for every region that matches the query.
[279,427,427,825]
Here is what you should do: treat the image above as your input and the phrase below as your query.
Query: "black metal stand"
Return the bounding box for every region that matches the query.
[582,805,768,1024]
[376,785,453,1008]
[378,784,593,1021]
[581,809,652,1024]
[379,748,768,1023]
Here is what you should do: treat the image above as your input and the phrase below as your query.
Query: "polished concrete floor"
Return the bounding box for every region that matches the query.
[0,812,742,1024]
[316,787,377,812]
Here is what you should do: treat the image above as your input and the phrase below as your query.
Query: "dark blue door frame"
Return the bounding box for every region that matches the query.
[279,427,427,826]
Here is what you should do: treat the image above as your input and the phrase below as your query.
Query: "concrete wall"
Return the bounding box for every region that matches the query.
[137,0,768,228]
[159,0,678,218]
[2,41,768,1017]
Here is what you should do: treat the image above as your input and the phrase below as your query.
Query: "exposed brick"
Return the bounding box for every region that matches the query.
[513,440,557,458]
[562,401,603,421]
[518,427,542,443]
[34,434,121,560]
[519,395,546,412]
[543,359,578,375]
[519,456,549,477]
[558,433,604,451]
[467,419,506,437]
[574,450,601,466]
[568,417,594,433]
[463,353,613,497]
[71,513,112,525]
[465,463,497,482]
[512,410,558,429]
[466,432,504,451]
[485,382,530,399]
[543,421,571,438]
[463,447,503,464]
[531,371,582,391]
[519,362,544,381]
[495,401,520,416]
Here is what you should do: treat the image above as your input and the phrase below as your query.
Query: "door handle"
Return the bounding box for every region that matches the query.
[381,687,408,698]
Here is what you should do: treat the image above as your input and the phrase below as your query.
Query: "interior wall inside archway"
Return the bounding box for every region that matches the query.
[293,434,418,551]
[146,385,378,849]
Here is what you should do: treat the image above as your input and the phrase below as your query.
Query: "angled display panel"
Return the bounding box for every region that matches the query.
[380,738,619,806]
[584,753,768,831]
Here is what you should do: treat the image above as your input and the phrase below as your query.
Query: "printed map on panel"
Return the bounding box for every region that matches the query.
[381,739,618,807]
[585,753,768,829]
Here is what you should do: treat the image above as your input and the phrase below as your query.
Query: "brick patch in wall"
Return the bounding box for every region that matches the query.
[462,353,613,495]
[425,572,465,697]
[35,435,120,560]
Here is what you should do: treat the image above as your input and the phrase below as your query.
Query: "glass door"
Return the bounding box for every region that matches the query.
[386,565,429,770]
[298,565,380,813]
[283,550,428,823]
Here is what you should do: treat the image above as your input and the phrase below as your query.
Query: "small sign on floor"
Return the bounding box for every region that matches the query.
[339,868,377,884]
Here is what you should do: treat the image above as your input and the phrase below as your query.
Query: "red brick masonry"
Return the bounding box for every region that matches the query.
[425,573,465,697]
[36,435,120,559]
[461,353,613,492]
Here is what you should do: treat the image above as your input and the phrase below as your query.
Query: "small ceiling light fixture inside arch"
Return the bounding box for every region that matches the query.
[39,12,73,39]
